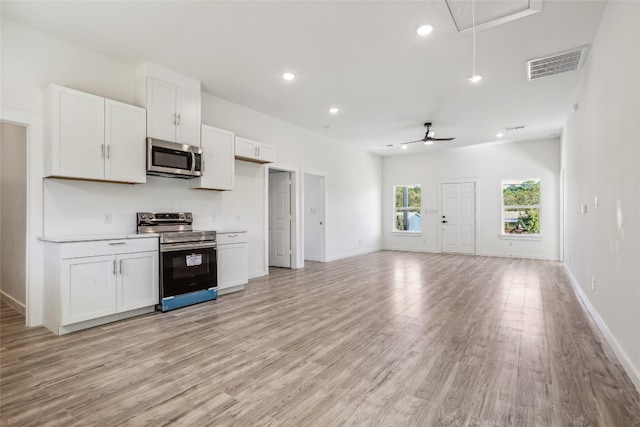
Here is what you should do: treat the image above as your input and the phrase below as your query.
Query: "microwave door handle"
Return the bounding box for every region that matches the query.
[190,151,195,174]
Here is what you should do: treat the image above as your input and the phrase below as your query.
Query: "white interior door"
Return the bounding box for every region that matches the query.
[269,170,292,268]
[304,173,326,262]
[441,182,476,254]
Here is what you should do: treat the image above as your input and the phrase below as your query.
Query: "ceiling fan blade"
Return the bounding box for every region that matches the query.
[401,139,426,145]
[432,137,455,141]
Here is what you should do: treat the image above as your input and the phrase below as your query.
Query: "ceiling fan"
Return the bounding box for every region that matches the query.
[401,122,455,146]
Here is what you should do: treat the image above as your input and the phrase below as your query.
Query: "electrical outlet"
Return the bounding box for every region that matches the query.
[591,276,596,290]
[594,196,598,210]
[103,212,112,224]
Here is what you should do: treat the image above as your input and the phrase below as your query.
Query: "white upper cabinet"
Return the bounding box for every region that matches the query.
[141,77,201,146]
[235,137,275,164]
[190,125,235,191]
[44,84,146,184]
[105,99,146,183]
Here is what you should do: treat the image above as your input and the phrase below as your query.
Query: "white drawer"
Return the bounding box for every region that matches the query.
[59,237,158,259]
[217,232,247,245]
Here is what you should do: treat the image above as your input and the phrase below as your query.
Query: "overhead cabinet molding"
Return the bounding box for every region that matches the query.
[44,84,147,184]
[190,124,235,191]
[235,137,275,164]
[136,77,201,146]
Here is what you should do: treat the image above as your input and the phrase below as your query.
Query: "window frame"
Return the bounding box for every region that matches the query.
[500,178,542,239]
[392,184,422,235]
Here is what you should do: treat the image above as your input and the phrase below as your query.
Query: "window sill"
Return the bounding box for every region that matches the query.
[499,234,543,241]
[392,232,422,237]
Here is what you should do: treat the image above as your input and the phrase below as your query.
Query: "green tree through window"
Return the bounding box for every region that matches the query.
[502,179,540,234]
[394,185,421,232]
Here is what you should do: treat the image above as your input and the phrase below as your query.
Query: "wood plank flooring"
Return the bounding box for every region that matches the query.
[1,251,639,426]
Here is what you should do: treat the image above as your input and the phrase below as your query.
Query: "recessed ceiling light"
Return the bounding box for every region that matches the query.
[416,25,433,36]
[401,145,408,150]
[329,107,339,114]
[496,132,504,138]
[282,72,295,81]
[468,74,482,83]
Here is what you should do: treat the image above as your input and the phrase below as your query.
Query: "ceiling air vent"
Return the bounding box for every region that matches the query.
[527,45,589,81]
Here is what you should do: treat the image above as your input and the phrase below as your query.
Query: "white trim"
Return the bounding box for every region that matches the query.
[325,247,381,263]
[499,234,544,241]
[391,232,422,237]
[476,251,557,261]
[0,108,44,327]
[301,169,328,264]
[563,264,640,393]
[0,290,26,315]
[383,246,441,254]
[265,164,300,273]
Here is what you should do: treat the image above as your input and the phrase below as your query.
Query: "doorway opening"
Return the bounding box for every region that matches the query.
[440,179,477,255]
[0,122,28,316]
[267,167,296,269]
[303,172,326,263]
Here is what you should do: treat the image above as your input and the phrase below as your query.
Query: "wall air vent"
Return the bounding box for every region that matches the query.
[527,45,589,81]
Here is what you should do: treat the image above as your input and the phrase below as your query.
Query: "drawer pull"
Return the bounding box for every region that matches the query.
[108,242,126,246]
[227,234,238,238]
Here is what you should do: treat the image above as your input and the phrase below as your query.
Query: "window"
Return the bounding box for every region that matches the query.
[502,179,540,235]
[394,184,421,232]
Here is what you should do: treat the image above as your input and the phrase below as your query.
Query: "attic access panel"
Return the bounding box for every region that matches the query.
[445,0,542,33]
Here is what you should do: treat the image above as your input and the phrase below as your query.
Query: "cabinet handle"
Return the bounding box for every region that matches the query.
[101,144,105,159]
[112,260,117,275]
[228,234,238,238]
[108,242,126,246]
[173,114,177,125]
[106,145,111,159]
[177,114,181,125]
[119,259,123,275]
[202,159,205,172]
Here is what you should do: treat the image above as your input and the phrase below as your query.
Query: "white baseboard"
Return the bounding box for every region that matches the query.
[477,251,558,261]
[0,291,26,316]
[383,246,441,254]
[325,246,381,262]
[563,264,640,393]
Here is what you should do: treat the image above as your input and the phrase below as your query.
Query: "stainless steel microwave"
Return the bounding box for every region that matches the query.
[147,138,202,179]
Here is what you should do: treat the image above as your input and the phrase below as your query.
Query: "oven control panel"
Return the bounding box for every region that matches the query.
[137,212,193,223]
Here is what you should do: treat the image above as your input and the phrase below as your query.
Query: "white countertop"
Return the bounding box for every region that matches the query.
[38,233,159,243]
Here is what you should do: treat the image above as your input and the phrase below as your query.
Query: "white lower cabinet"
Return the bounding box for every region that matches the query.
[217,231,248,294]
[43,237,159,335]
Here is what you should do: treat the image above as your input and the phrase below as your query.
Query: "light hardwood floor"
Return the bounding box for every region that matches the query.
[1,251,639,426]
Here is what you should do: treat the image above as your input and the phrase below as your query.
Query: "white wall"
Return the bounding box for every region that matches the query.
[382,138,560,260]
[562,1,640,388]
[0,122,28,313]
[1,17,382,324]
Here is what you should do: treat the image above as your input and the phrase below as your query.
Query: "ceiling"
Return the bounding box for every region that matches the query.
[1,1,607,156]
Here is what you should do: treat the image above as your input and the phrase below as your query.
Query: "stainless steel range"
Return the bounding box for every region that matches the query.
[137,212,217,312]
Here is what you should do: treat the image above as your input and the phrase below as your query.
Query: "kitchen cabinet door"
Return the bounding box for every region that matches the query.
[217,232,248,292]
[191,125,235,190]
[105,99,147,183]
[146,78,178,142]
[235,137,274,164]
[175,88,201,146]
[61,255,117,325]
[117,251,159,312]
[46,85,105,180]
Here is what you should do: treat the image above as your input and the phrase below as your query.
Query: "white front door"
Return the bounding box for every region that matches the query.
[269,171,292,268]
[441,182,476,254]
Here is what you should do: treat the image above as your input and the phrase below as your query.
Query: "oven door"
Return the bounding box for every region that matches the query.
[160,241,217,298]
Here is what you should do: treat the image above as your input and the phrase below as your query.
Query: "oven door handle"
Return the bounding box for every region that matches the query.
[161,241,217,252]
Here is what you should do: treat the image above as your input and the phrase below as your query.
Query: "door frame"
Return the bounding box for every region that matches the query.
[264,164,299,275]
[439,177,479,255]
[1,108,44,327]
[302,169,327,265]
